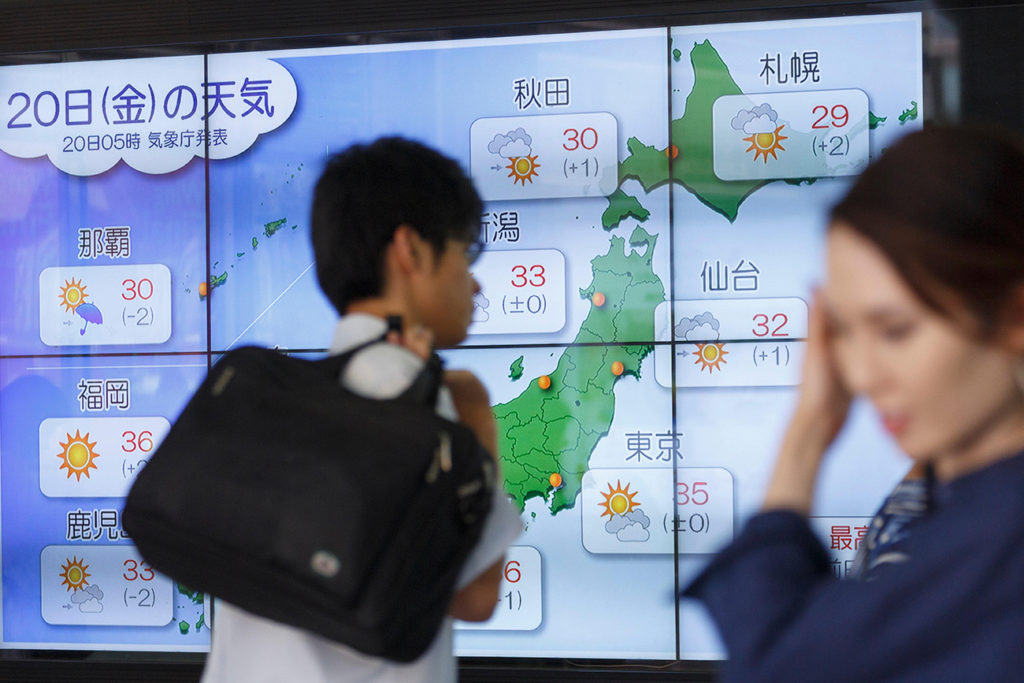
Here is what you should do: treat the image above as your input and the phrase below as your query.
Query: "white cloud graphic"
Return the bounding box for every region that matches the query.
[675,312,721,341]
[0,53,297,176]
[498,139,532,159]
[71,584,105,612]
[604,509,651,541]
[744,113,778,135]
[616,521,651,542]
[731,104,780,135]
[472,291,490,322]
[487,127,533,159]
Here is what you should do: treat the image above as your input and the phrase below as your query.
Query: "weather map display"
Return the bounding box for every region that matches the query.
[0,12,921,659]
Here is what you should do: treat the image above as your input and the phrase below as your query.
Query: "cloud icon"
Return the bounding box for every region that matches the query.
[499,139,532,158]
[616,521,651,542]
[472,291,490,322]
[0,53,297,176]
[744,114,778,135]
[487,127,533,159]
[78,597,104,613]
[731,104,780,134]
[71,584,105,612]
[675,312,721,341]
[604,509,651,542]
[606,509,647,532]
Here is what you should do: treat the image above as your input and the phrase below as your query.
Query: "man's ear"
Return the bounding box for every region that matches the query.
[389,224,425,275]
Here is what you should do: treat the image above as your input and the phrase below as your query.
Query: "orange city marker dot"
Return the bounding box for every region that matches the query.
[592,292,606,308]
[549,473,563,489]
[198,281,209,298]
[610,361,624,376]
[537,375,552,390]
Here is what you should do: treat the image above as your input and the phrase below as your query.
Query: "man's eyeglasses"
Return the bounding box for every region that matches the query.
[465,237,486,265]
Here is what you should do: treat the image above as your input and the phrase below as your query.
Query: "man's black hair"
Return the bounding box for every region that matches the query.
[311,137,483,314]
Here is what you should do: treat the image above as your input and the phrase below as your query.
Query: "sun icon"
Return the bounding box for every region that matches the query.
[693,342,728,373]
[60,556,91,592]
[58,278,88,313]
[744,125,788,163]
[599,480,641,518]
[506,155,540,185]
[57,430,100,481]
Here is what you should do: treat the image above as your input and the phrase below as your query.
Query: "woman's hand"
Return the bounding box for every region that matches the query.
[762,291,852,514]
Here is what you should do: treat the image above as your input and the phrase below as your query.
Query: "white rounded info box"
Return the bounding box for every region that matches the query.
[470,112,619,200]
[39,263,172,346]
[654,297,808,388]
[467,249,566,336]
[455,545,542,631]
[40,416,170,498]
[581,467,734,555]
[41,545,173,626]
[712,88,870,181]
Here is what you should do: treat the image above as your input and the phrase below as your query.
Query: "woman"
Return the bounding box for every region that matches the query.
[684,126,1024,681]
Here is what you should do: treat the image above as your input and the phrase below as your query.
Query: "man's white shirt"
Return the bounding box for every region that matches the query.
[201,314,523,682]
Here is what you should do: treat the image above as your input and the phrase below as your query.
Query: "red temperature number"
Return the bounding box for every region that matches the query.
[511,265,546,288]
[677,481,709,506]
[123,559,155,581]
[562,127,599,151]
[504,560,522,583]
[121,430,154,453]
[752,313,789,338]
[811,104,849,129]
[121,278,154,301]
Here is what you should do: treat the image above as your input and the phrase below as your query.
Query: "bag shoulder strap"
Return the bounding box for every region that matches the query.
[315,326,444,408]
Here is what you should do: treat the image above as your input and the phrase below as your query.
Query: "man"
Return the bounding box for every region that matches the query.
[201,137,522,682]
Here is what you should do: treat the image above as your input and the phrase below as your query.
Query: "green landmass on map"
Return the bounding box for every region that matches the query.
[509,355,525,381]
[899,100,918,124]
[601,188,651,230]
[251,236,259,249]
[494,226,664,513]
[209,272,228,289]
[618,40,774,222]
[672,48,682,62]
[618,136,668,191]
[177,583,203,604]
[264,218,287,237]
[869,111,887,129]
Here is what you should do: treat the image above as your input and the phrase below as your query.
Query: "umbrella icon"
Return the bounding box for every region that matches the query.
[75,303,103,335]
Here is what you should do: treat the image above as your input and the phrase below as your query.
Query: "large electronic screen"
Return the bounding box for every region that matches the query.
[0,12,921,659]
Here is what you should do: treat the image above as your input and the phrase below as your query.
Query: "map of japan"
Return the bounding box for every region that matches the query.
[493,31,918,519]
[495,227,663,512]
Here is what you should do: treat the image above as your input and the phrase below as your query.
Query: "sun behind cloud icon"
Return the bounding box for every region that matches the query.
[731,103,788,163]
[693,342,728,373]
[59,278,88,313]
[57,429,100,480]
[487,128,541,185]
[60,556,90,592]
[599,480,641,518]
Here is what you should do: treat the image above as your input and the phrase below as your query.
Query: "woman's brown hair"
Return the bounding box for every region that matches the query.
[830,126,1024,335]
